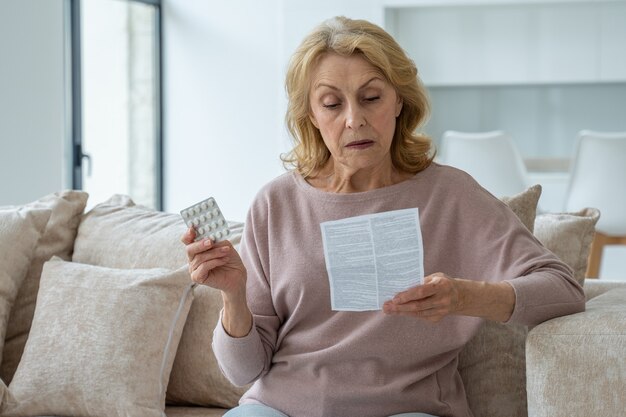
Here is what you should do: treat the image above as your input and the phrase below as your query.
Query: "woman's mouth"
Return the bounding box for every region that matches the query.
[345,140,374,149]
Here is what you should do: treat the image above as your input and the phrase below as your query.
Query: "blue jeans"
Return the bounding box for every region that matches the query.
[223,404,438,417]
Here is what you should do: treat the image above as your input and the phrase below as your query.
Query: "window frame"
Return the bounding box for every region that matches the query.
[68,0,164,210]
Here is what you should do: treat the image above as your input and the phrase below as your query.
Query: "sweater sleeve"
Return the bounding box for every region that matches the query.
[212,310,267,386]
[503,259,586,326]
[211,191,281,386]
[454,178,586,327]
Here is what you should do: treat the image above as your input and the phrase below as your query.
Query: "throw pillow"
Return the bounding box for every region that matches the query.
[72,195,247,407]
[1,190,88,383]
[0,207,50,371]
[500,183,542,233]
[459,184,542,417]
[534,208,600,286]
[3,258,193,417]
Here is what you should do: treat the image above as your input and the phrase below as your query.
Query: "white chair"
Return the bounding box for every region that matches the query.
[564,130,626,278]
[439,130,529,198]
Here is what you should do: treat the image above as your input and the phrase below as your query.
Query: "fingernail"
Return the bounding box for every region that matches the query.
[221,246,230,253]
[203,239,212,246]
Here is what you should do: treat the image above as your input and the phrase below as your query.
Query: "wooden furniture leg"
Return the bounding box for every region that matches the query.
[586,232,626,278]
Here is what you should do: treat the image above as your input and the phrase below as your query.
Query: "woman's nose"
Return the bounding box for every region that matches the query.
[345,103,366,129]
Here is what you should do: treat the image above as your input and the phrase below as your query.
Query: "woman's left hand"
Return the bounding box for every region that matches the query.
[383,272,461,323]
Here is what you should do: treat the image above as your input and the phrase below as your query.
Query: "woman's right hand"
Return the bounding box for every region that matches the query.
[181,227,247,298]
[182,227,252,337]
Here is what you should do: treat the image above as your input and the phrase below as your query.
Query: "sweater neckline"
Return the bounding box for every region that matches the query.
[290,164,436,202]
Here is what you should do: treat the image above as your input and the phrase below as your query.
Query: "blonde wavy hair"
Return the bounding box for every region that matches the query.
[281,16,435,178]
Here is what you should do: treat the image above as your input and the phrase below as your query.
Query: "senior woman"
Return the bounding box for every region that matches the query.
[182,16,584,417]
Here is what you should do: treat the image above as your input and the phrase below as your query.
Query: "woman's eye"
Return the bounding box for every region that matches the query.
[322,103,340,109]
[365,96,380,102]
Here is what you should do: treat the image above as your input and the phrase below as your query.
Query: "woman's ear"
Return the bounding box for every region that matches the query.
[395,96,403,118]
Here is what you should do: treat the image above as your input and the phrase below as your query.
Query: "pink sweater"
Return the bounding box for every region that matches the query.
[213,163,584,417]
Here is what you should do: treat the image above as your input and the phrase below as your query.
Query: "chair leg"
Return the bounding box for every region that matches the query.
[586,232,607,279]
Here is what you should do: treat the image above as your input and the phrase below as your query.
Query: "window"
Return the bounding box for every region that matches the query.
[70,0,162,209]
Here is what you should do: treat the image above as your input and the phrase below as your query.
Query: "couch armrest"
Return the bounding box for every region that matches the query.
[526,287,626,417]
[583,278,626,301]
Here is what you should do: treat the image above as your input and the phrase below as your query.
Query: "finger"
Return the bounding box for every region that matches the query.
[190,246,232,271]
[384,298,440,314]
[392,283,439,305]
[424,273,448,285]
[191,257,230,285]
[393,272,452,304]
[185,237,215,261]
[180,227,196,245]
[384,303,448,320]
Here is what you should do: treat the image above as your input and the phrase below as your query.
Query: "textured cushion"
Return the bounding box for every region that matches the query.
[1,190,88,383]
[72,195,247,407]
[4,258,193,417]
[0,206,50,378]
[459,184,541,417]
[165,407,227,417]
[526,287,626,417]
[500,183,541,233]
[534,208,600,286]
[73,194,191,269]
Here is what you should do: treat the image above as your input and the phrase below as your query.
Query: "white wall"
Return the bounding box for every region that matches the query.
[0,0,68,205]
[162,0,386,220]
[163,0,285,220]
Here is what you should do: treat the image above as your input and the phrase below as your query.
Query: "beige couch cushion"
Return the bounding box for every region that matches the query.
[1,190,88,384]
[165,407,227,417]
[526,287,626,417]
[4,258,193,417]
[500,183,541,233]
[72,195,247,407]
[0,206,50,373]
[534,208,600,286]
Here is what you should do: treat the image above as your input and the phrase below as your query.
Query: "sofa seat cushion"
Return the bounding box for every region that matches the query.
[166,407,228,417]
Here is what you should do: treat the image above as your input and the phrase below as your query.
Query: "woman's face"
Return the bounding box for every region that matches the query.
[308,53,402,173]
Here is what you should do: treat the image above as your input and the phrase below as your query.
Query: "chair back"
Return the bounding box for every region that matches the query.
[440,130,528,198]
[565,130,626,235]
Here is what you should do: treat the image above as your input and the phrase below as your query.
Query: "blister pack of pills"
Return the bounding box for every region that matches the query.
[180,197,231,242]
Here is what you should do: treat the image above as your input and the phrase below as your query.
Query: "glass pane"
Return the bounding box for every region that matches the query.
[81,0,159,209]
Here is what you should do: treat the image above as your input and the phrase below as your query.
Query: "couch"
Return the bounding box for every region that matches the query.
[0,189,623,417]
